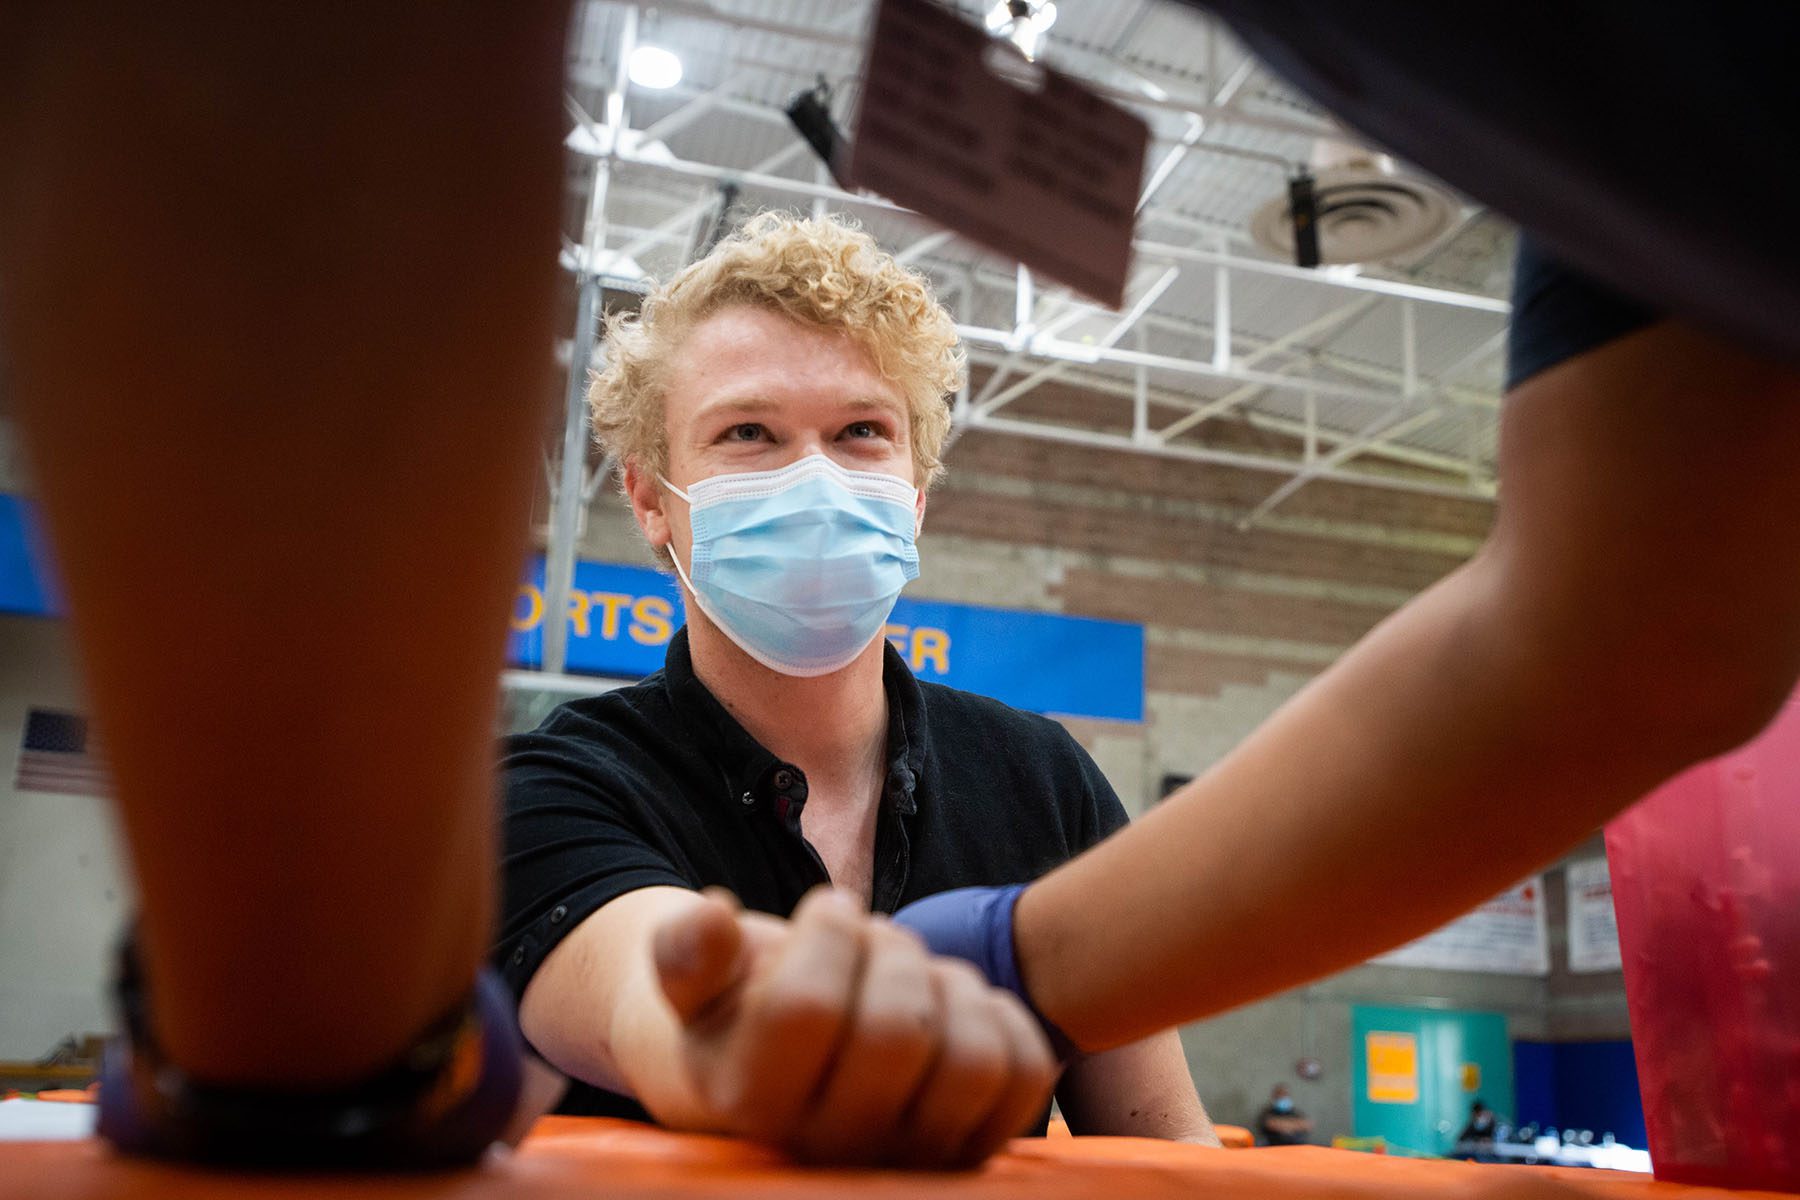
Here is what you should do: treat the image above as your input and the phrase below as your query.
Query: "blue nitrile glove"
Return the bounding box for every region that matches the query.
[891,884,1076,1059]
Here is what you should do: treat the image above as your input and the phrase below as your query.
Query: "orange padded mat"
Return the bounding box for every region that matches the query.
[2,1116,1791,1200]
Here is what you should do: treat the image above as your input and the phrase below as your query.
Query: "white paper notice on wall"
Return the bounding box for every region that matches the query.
[1565,856,1624,974]
[1371,877,1551,976]
[845,0,1149,309]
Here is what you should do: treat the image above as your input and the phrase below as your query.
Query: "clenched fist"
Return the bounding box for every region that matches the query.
[649,886,1058,1166]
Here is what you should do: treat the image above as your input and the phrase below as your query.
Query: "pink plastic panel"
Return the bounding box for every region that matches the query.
[1606,697,1800,1190]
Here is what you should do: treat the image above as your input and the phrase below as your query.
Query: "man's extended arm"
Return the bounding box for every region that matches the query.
[521,885,1059,1165]
[1055,1030,1218,1143]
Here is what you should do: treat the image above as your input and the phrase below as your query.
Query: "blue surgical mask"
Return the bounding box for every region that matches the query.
[662,455,921,677]
[1273,1097,1295,1113]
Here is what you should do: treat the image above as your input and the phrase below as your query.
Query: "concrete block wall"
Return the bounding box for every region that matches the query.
[1179,963,1551,1144]
[0,617,126,1059]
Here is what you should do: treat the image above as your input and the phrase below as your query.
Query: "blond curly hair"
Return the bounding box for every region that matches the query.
[589,211,964,490]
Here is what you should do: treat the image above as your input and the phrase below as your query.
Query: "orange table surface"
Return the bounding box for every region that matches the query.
[2,1116,1792,1200]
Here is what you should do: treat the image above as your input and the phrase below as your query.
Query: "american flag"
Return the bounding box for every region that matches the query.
[13,708,111,797]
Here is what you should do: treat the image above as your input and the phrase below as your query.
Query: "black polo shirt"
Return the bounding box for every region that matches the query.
[494,628,1128,1120]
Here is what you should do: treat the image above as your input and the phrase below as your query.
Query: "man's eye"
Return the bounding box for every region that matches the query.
[727,423,765,442]
[844,421,878,439]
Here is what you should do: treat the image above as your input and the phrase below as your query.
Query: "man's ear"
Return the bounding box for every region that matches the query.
[913,485,927,534]
[623,460,670,552]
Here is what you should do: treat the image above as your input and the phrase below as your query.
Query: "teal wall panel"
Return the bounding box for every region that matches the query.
[1351,1004,1513,1156]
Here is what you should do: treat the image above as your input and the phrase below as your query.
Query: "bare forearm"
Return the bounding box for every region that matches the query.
[1057,1031,1216,1143]
[0,4,563,1086]
[1021,555,1673,1049]
[520,888,727,1131]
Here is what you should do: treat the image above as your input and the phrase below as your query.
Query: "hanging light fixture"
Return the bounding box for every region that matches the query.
[984,0,1057,61]
[627,45,683,90]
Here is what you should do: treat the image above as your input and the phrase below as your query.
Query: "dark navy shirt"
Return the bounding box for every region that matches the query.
[494,628,1128,1120]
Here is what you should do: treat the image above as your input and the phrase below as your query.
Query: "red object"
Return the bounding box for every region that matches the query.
[1607,695,1800,1190]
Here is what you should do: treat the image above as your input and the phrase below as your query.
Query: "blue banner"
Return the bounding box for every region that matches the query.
[0,496,1145,722]
[0,494,56,617]
[509,557,1144,722]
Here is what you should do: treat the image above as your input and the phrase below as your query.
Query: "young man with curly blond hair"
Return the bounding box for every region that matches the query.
[493,212,1215,1163]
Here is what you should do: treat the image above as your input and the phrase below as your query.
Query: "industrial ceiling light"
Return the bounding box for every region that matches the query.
[627,45,683,90]
[984,0,1057,61]
[1250,140,1458,268]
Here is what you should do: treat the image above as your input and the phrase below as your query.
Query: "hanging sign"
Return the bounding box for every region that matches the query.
[1566,857,1623,974]
[1371,877,1550,975]
[845,0,1149,307]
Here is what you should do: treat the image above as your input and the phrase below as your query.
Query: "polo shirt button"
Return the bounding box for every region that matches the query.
[740,791,756,807]
[550,904,568,924]
[511,945,526,965]
[772,769,795,791]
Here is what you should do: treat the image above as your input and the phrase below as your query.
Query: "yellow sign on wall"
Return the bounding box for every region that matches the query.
[1461,1062,1482,1092]
[1366,1032,1420,1104]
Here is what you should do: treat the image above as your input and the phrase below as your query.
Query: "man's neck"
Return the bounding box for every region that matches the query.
[686,616,890,803]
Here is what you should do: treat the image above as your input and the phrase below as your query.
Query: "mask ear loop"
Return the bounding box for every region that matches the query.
[667,541,701,597]
[656,475,699,591]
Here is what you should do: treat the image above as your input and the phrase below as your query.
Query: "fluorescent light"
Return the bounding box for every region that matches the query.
[627,45,683,90]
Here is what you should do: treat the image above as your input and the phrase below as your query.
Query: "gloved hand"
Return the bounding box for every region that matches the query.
[891,884,1075,1059]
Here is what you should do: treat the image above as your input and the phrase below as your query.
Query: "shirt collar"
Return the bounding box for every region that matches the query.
[661,627,927,814]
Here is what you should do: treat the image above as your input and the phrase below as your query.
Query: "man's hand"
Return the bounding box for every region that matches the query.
[648,886,1057,1166]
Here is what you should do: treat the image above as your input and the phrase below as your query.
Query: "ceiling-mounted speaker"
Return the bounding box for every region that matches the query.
[1251,140,1458,266]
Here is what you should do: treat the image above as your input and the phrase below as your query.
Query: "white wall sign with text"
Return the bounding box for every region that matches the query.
[1565,857,1624,974]
[1372,878,1550,976]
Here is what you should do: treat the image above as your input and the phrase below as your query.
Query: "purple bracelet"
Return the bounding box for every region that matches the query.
[98,945,525,1169]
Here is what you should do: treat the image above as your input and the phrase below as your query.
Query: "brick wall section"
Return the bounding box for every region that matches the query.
[954,378,1496,541]
[1144,646,1316,697]
[1056,569,1397,646]
[927,490,1468,593]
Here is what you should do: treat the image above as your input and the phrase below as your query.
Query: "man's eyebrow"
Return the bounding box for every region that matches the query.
[692,394,906,419]
[692,395,781,420]
[842,395,907,418]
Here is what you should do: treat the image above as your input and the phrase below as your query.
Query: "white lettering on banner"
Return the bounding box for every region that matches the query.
[1565,857,1624,974]
[1371,878,1550,976]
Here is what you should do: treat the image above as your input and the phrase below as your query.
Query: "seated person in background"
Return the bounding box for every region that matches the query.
[495,213,1216,1165]
[1458,1099,1498,1145]
[1256,1085,1313,1147]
